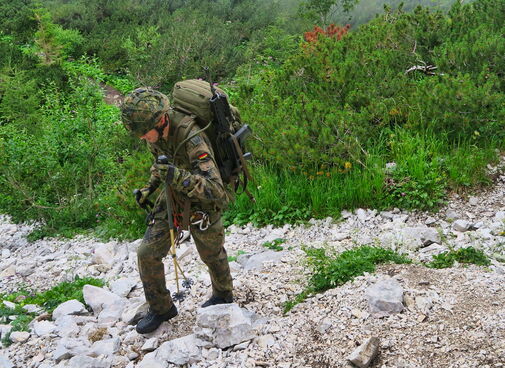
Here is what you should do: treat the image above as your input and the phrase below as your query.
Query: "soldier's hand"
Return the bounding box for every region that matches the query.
[133,187,154,209]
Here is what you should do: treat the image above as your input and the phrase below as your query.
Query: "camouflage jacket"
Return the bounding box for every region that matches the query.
[146,108,231,216]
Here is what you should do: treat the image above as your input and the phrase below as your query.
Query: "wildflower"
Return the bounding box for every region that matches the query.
[326,172,331,177]
[316,171,324,175]
[344,162,352,169]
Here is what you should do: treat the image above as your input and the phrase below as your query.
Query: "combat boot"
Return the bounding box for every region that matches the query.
[201,295,233,308]
[136,304,178,334]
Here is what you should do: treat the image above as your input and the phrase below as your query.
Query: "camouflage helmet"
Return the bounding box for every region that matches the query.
[121,87,170,136]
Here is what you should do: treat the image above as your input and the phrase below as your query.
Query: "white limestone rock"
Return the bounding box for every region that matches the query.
[53,337,90,362]
[237,251,286,271]
[195,303,256,348]
[67,355,112,368]
[365,278,404,317]
[91,337,120,357]
[52,300,87,320]
[83,285,121,314]
[121,300,148,325]
[92,242,117,267]
[155,334,202,365]
[110,278,135,298]
[348,337,380,368]
[97,299,126,324]
[32,320,56,337]
[141,337,159,352]
[452,219,472,232]
[9,331,30,343]
[0,355,14,368]
[55,315,79,337]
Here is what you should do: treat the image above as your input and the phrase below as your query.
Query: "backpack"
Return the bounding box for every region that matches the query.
[171,79,253,199]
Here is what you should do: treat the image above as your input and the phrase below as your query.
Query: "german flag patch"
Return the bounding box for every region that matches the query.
[198,153,209,160]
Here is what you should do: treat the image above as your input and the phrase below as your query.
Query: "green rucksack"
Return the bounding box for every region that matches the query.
[171,79,253,197]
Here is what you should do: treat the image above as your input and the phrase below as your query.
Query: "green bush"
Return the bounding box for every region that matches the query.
[427,247,491,269]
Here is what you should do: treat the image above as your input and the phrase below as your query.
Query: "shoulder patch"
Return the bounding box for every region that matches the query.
[190,135,202,145]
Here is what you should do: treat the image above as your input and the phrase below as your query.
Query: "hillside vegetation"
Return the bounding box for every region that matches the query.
[0,0,503,239]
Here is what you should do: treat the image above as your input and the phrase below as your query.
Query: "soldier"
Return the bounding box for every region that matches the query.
[120,87,233,334]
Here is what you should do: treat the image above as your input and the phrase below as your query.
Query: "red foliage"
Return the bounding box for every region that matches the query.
[303,24,350,43]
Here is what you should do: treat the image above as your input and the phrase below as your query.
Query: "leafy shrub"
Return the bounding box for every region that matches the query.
[427,247,491,269]
[262,238,285,251]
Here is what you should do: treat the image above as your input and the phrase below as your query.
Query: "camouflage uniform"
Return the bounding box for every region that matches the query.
[137,108,233,315]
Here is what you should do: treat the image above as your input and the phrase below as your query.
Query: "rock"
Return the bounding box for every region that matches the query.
[452,220,472,232]
[381,227,441,250]
[0,355,14,368]
[195,303,256,348]
[1,249,11,258]
[67,355,112,368]
[53,337,90,362]
[348,337,380,368]
[52,300,88,320]
[3,301,15,310]
[365,278,404,317]
[22,304,42,314]
[445,210,460,221]
[137,352,165,368]
[32,321,56,337]
[9,331,30,343]
[141,338,159,352]
[121,300,148,325]
[415,296,433,315]
[0,324,12,340]
[494,211,505,222]
[237,251,286,271]
[232,341,250,351]
[155,334,202,365]
[256,334,275,348]
[110,278,135,298]
[91,337,120,357]
[316,318,332,333]
[92,242,117,267]
[83,285,121,314]
[331,231,350,241]
[98,299,126,324]
[55,315,79,337]
[468,196,479,206]
[425,217,437,226]
[356,208,368,222]
[0,265,16,278]
[418,244,448,262]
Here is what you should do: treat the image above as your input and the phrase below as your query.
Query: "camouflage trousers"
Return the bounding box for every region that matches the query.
[137,211,233,314]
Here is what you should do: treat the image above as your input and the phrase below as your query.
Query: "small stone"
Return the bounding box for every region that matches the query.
[356,209,367,222]
[445,209,460,221]
[0,265,16,278]
[9,331,30,343]
[256,334,275,349]
[127,351,139,361]
[22,304,42,314]
[207,348,220,360]
[316,318,332,333]
[452,220,472,232]
[1,249,11,258]
[468,196,479,206]
[32,321,56,337]
[348,337,380,368]
[425,217,437,226]
[141,338,159,352]
[67,355,112,368]
[91,337,120,357]
[232,341,250,351]
[155,334,202,365]
[3,301,16,310]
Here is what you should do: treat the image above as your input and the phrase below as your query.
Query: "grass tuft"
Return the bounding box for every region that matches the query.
[426,247,491,269]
